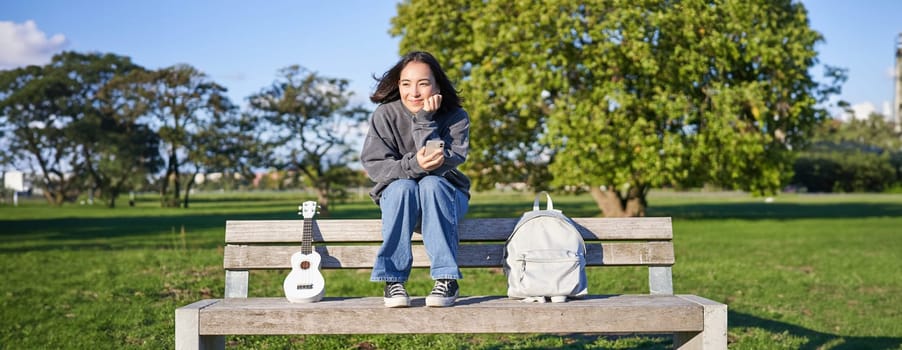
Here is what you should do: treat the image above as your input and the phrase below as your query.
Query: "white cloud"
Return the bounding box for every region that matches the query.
[0,20,68,69]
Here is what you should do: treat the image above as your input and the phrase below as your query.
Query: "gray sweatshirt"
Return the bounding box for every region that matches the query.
[360,99,471,204]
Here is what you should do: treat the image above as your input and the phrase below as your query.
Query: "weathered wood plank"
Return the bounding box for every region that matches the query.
[198,295,703,335]
[225,217,673,243]
[226,219,383,243]
[222,241,675,269]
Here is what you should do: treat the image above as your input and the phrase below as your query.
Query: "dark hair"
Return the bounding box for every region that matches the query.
[370,51,461,112]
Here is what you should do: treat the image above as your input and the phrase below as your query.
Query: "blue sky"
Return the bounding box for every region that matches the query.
[2,0,900,120]
[1,0,402,107]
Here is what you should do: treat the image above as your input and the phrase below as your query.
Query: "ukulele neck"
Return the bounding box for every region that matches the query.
[301,216,313,255]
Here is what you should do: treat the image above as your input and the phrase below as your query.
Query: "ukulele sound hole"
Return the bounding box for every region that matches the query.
[300,261,311,269]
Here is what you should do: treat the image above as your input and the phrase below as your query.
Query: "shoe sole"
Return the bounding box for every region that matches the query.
[425,293,458,307]
[384,297,410,308]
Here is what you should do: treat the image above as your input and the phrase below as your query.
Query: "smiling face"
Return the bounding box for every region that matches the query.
[398,61,438,114]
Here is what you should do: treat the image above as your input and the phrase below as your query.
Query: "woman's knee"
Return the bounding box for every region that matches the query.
[383,179,418,198]
[417,175,451,193]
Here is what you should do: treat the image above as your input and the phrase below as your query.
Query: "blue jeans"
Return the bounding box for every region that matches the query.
[370,176,469,282]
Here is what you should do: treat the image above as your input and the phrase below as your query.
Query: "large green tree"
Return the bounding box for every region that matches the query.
[0,52,153,205]
[0,62,80,205]
[133,64,234,208]
[248,65,369,216]
[91,68,164,207]
[393,0,844,216]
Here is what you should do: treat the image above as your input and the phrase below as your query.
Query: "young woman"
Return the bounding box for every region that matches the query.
[361,51,470,308]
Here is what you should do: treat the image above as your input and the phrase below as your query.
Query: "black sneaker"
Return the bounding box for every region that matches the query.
[383,282,410,308]
[425,279,459,307]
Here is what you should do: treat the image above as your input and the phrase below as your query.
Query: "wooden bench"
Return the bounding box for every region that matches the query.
[175,217,727,349]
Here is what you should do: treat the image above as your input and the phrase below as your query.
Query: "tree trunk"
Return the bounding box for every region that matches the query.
[36,162,67,206]
[170,153,182,208]
[161,151,181,207]
[589,185,648,217]
[182,172,198,209]
[106,176,129,208]
[315,186,330,218]
[160,164,172,207]
[159,171,169,207]
[107,192,117,208]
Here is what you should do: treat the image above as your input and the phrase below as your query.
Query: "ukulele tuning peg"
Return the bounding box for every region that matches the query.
[297,201,319,217]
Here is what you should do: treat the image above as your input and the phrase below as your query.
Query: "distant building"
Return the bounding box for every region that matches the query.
[3,171,26,192]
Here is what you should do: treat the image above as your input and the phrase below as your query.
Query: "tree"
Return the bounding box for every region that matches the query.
[0,52,145,205]
[182,109,270,198]
[90,68,164,207]
[53,53,165,208]
[249,65,369,216]
[0,62,80,205]
[134,64,234,208]
[393,0,844,216]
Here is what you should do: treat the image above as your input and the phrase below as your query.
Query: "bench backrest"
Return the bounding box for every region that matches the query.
[222,217,675,298]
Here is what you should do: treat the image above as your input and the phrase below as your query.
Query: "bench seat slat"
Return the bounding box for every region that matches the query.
[222,241,675,269]
[197,295,702,335]
[225,217,673,243]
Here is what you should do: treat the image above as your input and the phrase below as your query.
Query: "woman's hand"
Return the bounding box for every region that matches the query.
[423,94,442,112]
[416,145,445,171]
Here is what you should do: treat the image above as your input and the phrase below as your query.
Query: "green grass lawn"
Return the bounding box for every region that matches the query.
[1,191,901,349]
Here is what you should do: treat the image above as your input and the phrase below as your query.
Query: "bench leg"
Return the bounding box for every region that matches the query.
[176,300,225,350]
[674,295,728,350]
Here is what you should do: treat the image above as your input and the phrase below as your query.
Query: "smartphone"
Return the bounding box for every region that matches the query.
[425,139,444,153]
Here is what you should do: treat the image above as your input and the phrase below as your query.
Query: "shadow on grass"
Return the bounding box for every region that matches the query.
[648,202,902,220]
[0,209,365,252]
[0,199,383,251]
[729,310,902,349]
[5,199,902,252]
[468,196,902,220]
[476,310,902,349]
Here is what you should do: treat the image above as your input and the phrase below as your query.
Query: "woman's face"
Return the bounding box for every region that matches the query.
[399,61,438,113]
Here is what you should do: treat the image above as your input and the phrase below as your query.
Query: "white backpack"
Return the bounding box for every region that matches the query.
[503,192,588,302]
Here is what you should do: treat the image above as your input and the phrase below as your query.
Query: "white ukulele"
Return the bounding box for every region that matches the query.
[283,201,325,303]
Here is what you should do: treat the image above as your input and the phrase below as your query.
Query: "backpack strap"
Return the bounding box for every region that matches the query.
[532,191,554,211]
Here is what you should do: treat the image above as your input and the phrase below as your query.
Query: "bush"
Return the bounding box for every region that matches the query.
[892,152,902,183]
[792,151,896,192]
